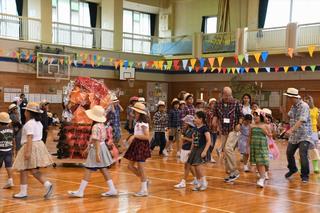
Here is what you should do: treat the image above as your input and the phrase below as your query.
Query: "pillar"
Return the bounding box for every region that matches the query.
[40,0,52,43]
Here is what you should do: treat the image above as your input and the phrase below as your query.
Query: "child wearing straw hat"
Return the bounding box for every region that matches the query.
[68,105,118,198]
[8,103,22,151]
[12,102,54,199]
[124,102,151,197]
[0,112,14,189]
[168,98,182,156]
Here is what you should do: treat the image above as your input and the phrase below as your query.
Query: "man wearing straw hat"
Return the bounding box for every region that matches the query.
[284,88,312,183]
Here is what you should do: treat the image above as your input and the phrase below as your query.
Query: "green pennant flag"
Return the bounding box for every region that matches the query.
[167,61,173,70]
[129,61,134,68]
[238,54,244,65]
[227,68,231,74]
[310,65,316,72]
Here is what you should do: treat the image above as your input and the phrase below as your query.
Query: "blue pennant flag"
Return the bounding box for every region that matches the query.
[199,58,205,68]
[261,51,268,63]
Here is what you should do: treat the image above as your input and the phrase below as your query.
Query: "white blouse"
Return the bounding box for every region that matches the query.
[134,122,149,135]
[242,105,252,115]
[21,119,43,144]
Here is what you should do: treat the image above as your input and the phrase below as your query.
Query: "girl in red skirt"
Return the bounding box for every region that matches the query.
[124,102,151,197]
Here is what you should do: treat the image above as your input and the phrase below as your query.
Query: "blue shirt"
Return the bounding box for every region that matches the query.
[168,108,181,128]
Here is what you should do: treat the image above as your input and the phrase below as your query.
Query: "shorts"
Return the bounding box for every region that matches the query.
[180,149,191,163]
[0,150,13,168]
[169,128,181,141]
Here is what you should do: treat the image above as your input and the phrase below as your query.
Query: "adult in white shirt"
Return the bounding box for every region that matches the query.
[241,94,252,115]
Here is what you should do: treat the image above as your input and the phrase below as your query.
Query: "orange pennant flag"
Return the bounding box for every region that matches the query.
[203,67,208,73]
[218,67,222,73]
[245,67,250,73]
[301,65,306,71]
[254,67,259,74]
[59,58,64,65]
[283,66,289,73]
[190,58,197,69]
[119,60,124,67]
[254,52,261,63]
[208,57,215,67]
[153,61,159,69]
[90,59,95,67]
[308,45,316,57]
[158,61,164,70]
[217,57,224,67]
[114,60,120,69]
[288,48,294,58]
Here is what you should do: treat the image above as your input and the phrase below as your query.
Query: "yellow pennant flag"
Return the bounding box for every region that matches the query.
[283,66,289,73]
[308,45,316,57]
[208,57,215,67]
[288,48,294,58]
[231,68,236,74]
[218,67,222,73]
[203,67,208,73]
[119,60,124,67]
[190,58,197,69]
[254,52,261,63]
[109,58,113,63]
[217,57,224,67]
[158,61,164,70]
[153,61,159,69]
[211,67,216,72]
[245,67,250,73]
[301,65,306,71]
[254,67,259,74]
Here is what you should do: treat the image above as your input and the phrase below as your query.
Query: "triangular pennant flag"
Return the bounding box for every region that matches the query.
[310,65,316,72]
[217,67,222,73]
[182,59,188,70]
[93,54,97,61]
[199,58,205,68]
[238,54,244,65]
[222,67,227,74]
[208,57,215,67]
[227,68,231,74]
[102,57,106,62]
[147,61,154,68]
[308,45,316,57]
[283,66,289,73]
[173,60,180,70]
[274,66,279,72]
[292,66,298,72]
[236,67,240,74]
[119,60,124,68]
[90,59,95,67]
[217,56,224,67]
[195,66,200,72]
[82,59,86,66]
[163,64,167,70]
[203,67,208,73]
[254,67,259,74]
[166,61,172,70]
[244,53,249,63]
[234,55,239,65]
[159,61,164,70]
[124,60,129,68]
[153,61,159,69]
[114,60,120,69]
[231,68,236,74]
[188,66,192,72]
[245,67,250,73]
[288,48,294,58]
[59,58,64,65]
[254,52,261,63]
[109,58,113,63]
[211,67,216,73]
[32,55,36,63]
[28,54,33,63]
[97,55,101,61]
[240,67,245,74]
[261,51,268,63]
[301,65,306,71]
[74,60,78,66]
[129,61,134,68]
[265,67,270,73]
[141,61,146,70]
[190,58,197,69]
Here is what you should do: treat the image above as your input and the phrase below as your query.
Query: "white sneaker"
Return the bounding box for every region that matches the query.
[3,182,14,189]
[189,179,199,185]
[210,157,216,163]
[256,178,265,188]
[176,151,180,157]
[133,190,148,197]
[68,191,84,198]
[244,165,250,172]
[265,172,269,180]
[174,180,186,188]
[13,192,28,199]
[44,183,53,199]
[256,172,260,178]
[163,149,169,157]
[101,190,118,197]
[199,181,208,191]
[192,184,201,191]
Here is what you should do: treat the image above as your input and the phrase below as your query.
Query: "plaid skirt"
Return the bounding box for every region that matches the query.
[250,128,269,166]
[124,138,151,162]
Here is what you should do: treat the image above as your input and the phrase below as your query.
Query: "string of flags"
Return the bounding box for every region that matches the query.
[0,44,318,74]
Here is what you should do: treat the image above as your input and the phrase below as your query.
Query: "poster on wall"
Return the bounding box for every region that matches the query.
[24,85,29,94]
[147,82,168,112]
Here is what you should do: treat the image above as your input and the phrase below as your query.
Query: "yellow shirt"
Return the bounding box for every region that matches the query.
[309,107,319,132]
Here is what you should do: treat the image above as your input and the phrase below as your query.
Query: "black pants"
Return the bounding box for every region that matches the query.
[209,132,217,155]
[152,132,166,155]
[42,129,48,144]
[286,141,310,178]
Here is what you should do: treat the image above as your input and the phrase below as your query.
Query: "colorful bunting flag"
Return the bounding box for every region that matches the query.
[129,61,134,68]
[222,67,227,74]
[159,61,164,70]
[254,67,259,74]
[119,60,124,68]
[288,48,294,58]
[301,65,306,71]
[261,51,268,63]
[265,67,270,73]
[74,60,78,66]
[217,67,222,73]
[163,64,167,70]
[244,53,249,64]
[283,66,289,73]
[238,54,244,65]
[236,67,240,74]
[211,67,216,73]
[182,59,188,70]
[234,55,239,65]
[141,61,146,70]
[173,60,180,70]
[166,61,172,70]
[203,67,208,73]
[199,58,205,68]
[274,66,279,72]
[188,66,192,72]
[240,67,245,74]
[310,65,316,72]
[190,58,197,69]
[217,57,224,67]
[124,60,129,68]
[231,68,235,74]
[114,60,120,69]
[227,68,231,74]
[308,45,316,57]
[195,66,200,72]
[254,52,261,63]
[245,67,250,73]
[208,57,215,67]
[292,66,298,72]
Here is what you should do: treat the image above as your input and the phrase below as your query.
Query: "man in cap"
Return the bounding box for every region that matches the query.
[284,88,312,183]
[19,93,28,125]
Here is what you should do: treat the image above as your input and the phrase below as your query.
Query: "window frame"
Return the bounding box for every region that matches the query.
[204,16,218,34]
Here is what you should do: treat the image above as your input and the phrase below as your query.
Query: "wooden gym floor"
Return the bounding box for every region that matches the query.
[1,127,320,213]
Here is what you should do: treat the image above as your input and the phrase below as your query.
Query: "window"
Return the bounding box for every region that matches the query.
[265,0,320,28]
[0,0,19,39]
[52,0,92,48]
[123,9,151,54]
[205,17,217,34]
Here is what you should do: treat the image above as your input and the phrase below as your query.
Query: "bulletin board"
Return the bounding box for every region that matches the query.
[147,82,168,112]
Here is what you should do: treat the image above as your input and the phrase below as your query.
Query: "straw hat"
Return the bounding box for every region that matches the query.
[171,98,179,105]
[85,105,106,123]
[8,104,17,111]
[130,102,147,115]
[23,102,43,113]
[283,88,301,98]
[179,100,186,105]
[182,115,195,127]
[47,112,53,118]
[111,93,119,103]
[157,101,165,106]
[129,96,139,102]
[209,98,217,104]
[138,97,146,103]
[0,112,12,124]
[40,100,50,107]
[184,93,193,101]
[262,108,272,115]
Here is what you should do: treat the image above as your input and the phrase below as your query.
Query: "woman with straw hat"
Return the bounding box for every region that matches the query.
[124,102,151,197]
[12,102,54,199]
[68,105,118,198]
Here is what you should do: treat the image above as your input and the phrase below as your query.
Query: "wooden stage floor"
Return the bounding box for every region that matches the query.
[1,128,320,213]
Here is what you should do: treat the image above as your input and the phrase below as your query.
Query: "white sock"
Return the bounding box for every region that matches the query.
[141,181,147,191]
[107,179,116,191]
[19,184,28,195]
[7,178,13,184]
[44,181,52,188]
[78,180,88,194]
[201,176,207,182]
[180,179,186,183]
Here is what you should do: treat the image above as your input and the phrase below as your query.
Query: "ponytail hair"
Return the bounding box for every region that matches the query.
[29,111,42,122]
